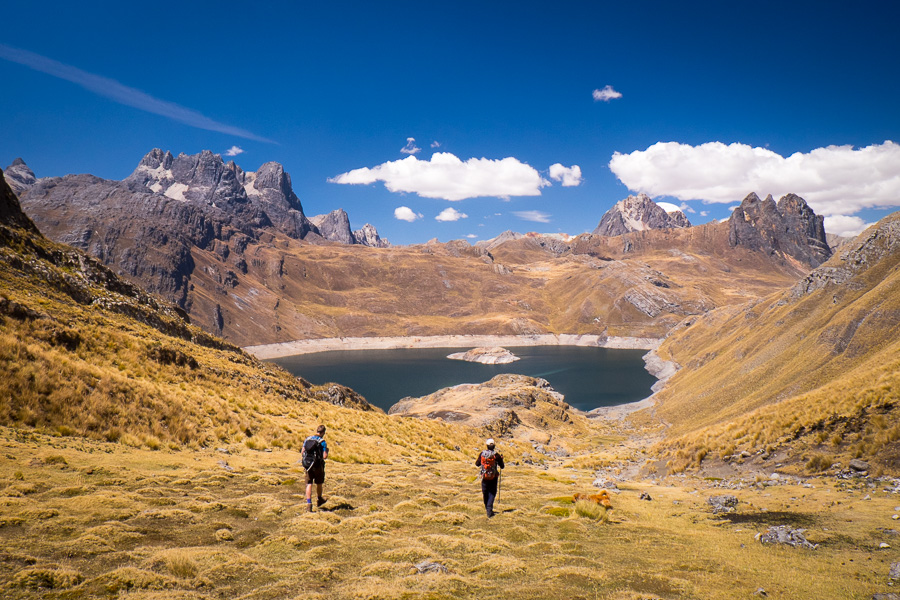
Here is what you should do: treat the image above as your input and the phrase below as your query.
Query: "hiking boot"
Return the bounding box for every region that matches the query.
[317,496,327,507]
[306,502,313,512]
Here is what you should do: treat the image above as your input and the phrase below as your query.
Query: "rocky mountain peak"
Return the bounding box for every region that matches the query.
[354,223,389,248]
[3,158,37,195]
[309,209,389,247]
[593,193,691,236]
[310,209,354,244]
[728,192,831,267]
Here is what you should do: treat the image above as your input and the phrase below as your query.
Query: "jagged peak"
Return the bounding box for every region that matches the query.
[10,157,26,167]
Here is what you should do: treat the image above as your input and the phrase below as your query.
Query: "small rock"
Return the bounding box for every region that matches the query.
[414,560,449,574]
[880,543,891,549]
[708,495,739,514]
[216,447,230,454]
[849,459,870,472]
[217,459,235,473]
[890,561,900,580]
[758,525,818,549]
[864,494,872,500]
[740,451,752,458]
[592,478,618,490]
[639,492,652,501]
[893,515,899,520]
[872,594,900,600]
[754,588,767,596]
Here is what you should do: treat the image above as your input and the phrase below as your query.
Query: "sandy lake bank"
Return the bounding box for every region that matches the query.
[243,334,662,360]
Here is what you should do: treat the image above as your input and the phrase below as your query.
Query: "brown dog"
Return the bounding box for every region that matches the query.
[573,490,612,509]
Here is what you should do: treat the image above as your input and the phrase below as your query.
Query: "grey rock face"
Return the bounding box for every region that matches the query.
[3,158,37,196]
[790,215,899,299]
[243,161,314,239]
[310,209,355,244]
[309,210,389,247]
[593,193,691,237]
[125,149,314,240]
[353,223,389,248]
[727,192,831,268]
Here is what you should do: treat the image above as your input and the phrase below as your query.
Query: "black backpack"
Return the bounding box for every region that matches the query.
[302,436,323,470]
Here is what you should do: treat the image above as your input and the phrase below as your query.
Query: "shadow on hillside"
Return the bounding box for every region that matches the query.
[718,510,817,527]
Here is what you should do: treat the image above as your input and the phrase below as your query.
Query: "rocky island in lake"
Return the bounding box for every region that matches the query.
[446,346,520,364]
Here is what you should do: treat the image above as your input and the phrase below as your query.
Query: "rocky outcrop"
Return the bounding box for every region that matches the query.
[791,214,899,299]
[3,158,36,196]
[353,223,389,248]
[728,193,831,268]
[310,209,355,244]
[446,347,519,364]
[238,160,315,239]
[388,374,587,447]
[125,149,314,240]
[593,194,691,237]
[310,210,389,247]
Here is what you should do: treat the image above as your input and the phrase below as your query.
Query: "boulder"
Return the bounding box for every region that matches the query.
[707,495,738,514]
[757,525,818,549]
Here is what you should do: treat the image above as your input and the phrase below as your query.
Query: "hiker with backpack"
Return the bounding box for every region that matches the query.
[301,425,329,512]
[475,438,505,518]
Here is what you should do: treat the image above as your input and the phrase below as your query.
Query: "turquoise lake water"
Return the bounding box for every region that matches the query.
[269,346,656,413]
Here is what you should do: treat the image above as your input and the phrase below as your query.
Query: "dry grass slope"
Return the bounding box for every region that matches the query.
[652,213,900,473]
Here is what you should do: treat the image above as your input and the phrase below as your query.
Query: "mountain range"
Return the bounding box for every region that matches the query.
[6,152,834,347]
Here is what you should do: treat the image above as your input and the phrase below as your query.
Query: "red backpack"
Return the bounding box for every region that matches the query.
[480,450,498,480]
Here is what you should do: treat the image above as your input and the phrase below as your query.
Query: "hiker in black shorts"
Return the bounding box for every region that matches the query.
[302,425,329,512]
[475,438,505,517]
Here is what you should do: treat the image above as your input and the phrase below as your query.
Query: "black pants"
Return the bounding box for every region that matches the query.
[481,477,499,516]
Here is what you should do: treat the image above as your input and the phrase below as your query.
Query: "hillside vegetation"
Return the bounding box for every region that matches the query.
[652,213,900,473]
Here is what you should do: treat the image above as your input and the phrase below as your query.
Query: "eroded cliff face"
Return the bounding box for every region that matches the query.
[727,192,831,268]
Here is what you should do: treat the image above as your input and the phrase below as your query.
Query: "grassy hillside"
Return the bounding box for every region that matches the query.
[651,213,900,473]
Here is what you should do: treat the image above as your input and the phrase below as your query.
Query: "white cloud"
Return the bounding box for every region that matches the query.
[466,234,478,239]
[513,210,551,223]
[700,210,709,217]
[549,163,583,186]
[401,137,421,155]
[329,152,551,201]
[394,206,423,222]
[609,141,900,216]
[592,85,622,102]
[431,141,441,148]
[224,145,244,157]
[435,207,468,222]
[0,43,275,143]
[823,215,875,238]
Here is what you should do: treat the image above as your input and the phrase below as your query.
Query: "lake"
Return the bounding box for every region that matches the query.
[270,345,656,413]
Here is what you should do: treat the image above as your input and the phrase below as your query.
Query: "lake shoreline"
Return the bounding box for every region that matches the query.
[243,334,662,360]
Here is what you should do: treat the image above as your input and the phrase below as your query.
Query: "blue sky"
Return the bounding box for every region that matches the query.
[2,1,899,245]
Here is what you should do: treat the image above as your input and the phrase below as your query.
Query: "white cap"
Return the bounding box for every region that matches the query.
[486,438,495,446]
